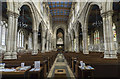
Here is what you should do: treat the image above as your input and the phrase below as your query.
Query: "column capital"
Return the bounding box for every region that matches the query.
[14,13,20,18]
[82,29,88,33]
[101,13,106,18]
[42,36,46,38]
[106,10,113,17]
[75,36,79,38]
[101,10,113,18]
[7,10,14,17]
[33,30,38,32]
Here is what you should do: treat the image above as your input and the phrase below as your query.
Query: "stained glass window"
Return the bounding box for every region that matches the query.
[94,30,100,45]
[74,39,76,51]
[28,33,32,49]
[17,30,24,48]
[113,23,117,41]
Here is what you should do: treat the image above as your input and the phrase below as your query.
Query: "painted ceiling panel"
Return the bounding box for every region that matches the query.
[48,2,72,23]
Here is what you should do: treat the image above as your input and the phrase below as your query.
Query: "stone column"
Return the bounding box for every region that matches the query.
[32,30,38,55]
[64,32,67,51]
[49,36,52,51]
[41,31,46,53]
[12,13,19,59]
[0,22,2,46]
[0,22,2,54]
[49,40,51,51]
[50,41,52,51]
[51,38,54,51]
[28,33,32,50]
[69,38,72,51]
[72,40,74,52]
[79,37,82,51]
[50,38,52,51]
[4,11,14,59]
[54,38,56,49]
[82,25,89,54]
[75,35,79,53]
[102,11,117,58]
[46,40,49,52]
[66,35,69,51]
[11,14,15,54]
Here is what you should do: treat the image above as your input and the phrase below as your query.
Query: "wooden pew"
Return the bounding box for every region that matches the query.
[63,52,119,79]
[2,51,58,79]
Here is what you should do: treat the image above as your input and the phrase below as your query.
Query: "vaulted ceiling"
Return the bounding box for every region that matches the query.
[48,2,72,23]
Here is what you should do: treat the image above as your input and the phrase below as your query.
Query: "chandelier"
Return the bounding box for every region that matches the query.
[92,9,103,27]
[18,9,28,28]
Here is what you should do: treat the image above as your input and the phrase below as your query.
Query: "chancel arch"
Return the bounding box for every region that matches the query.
[56,28,64,51]
[53,23,67,51]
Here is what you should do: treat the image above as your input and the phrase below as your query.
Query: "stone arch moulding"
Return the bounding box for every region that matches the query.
[6,1,13,12]
[54,24,66,38]
[18,2,37,31]
[53,24,66,49]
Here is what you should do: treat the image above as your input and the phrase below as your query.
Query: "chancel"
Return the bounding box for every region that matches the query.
[0,0,120,79]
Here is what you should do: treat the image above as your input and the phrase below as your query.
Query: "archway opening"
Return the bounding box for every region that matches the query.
[38,23,42,52]
[56,28,64,51]
[72,29,76,52]
[2,2,8,20]
[78,22,82,52]
[113,2,120,53]
[1,2,8,52]
[88,5,103,52]
[17,5,33,52]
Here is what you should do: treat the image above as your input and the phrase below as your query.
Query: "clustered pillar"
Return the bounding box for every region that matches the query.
[42,31,46,53]
[82,25,89,54]
[32,30,38,55]
[49,37,52,51]
[4,11,19,59]
[46,40,49,52]
[75,35,79,53]
[12,13,19,59]
[0,21,2,53]
[71,40,74,52]
[102,11,117,58]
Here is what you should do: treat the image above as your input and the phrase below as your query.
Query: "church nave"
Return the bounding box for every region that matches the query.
[0,0,120,79]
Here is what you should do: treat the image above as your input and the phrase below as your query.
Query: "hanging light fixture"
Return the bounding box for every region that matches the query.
[92,9,103,27]
[18,8,28,28]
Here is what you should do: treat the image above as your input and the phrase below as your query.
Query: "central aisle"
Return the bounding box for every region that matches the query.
[47,53,75,79]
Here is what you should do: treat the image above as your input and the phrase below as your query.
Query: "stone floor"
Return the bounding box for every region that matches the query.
[47,53,75,79]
